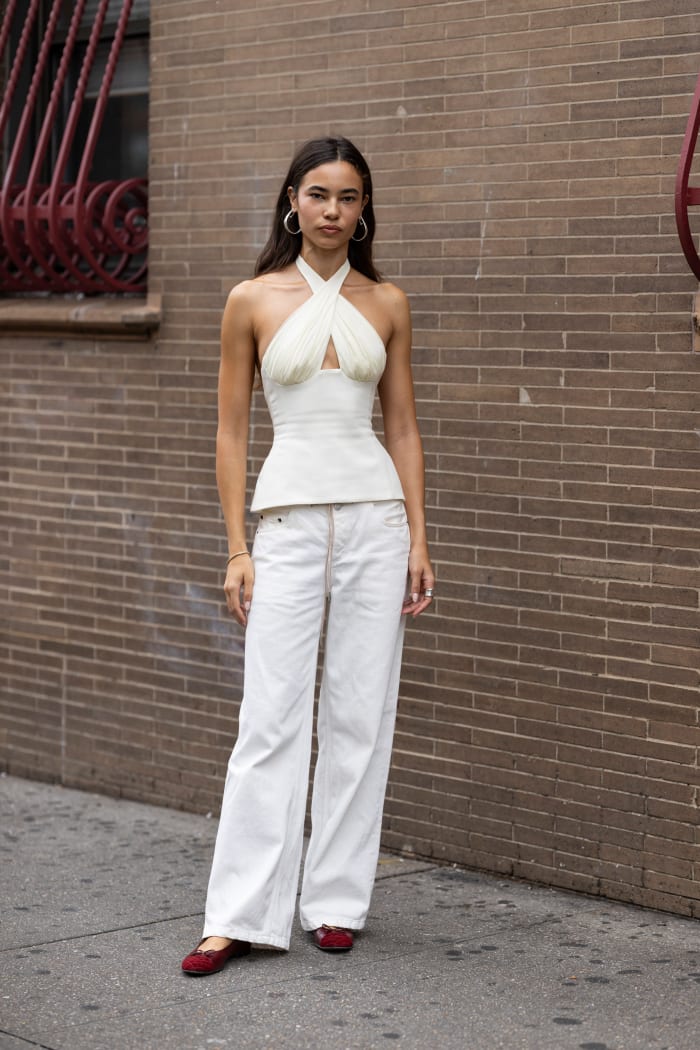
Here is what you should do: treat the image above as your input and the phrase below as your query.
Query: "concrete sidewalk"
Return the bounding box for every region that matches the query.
[1,774,699,1050]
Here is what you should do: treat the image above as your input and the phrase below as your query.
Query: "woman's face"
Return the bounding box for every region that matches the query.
[288,161,368,249]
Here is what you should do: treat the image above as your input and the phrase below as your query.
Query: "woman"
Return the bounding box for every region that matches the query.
[182,136,434,975]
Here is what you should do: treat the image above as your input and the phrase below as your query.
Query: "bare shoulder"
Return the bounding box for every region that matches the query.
[225,277,266,310]
[224,273,286,325]
[376,280,409,310]
[350,271,409,311]
[221,279,254,323]
[221,279,264,351]
[373,280,411,333]
[229,267,299,308]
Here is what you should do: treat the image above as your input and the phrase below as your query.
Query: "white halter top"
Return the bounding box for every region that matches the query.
[261,255,386,385]
[250,257,405,513]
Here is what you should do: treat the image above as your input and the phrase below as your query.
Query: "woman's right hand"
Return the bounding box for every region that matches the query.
[224,554,254,626]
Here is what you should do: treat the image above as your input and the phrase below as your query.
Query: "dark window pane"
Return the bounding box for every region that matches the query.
[73,93,148,182]
[56,34,149,182]
[58,0,150,33]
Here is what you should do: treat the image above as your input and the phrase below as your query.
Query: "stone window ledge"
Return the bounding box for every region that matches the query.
[0,293,161,337]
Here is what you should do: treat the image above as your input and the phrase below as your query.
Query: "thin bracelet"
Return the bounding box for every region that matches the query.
[226,550,249,566]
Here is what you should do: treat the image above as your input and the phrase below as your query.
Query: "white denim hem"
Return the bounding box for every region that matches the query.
[201,927,290,951]
[300,917,365,933]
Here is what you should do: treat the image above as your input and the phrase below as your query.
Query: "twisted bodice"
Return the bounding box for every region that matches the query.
[250,257,404,513]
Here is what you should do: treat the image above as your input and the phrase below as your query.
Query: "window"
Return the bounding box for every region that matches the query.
[0,0,149,295]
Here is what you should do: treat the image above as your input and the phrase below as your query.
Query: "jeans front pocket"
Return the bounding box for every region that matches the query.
[255,507,293,536]
[381,499,408,528]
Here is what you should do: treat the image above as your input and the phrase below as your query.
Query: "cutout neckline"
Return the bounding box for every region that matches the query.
[258,257,385,368]
[258,255,387,386]
[296,257,350,372]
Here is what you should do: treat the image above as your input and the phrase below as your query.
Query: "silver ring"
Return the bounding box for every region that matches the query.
[424,588,434,598]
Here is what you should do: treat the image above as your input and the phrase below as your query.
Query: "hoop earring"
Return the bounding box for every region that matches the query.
[351,215,368,242]
[283,209,301,235]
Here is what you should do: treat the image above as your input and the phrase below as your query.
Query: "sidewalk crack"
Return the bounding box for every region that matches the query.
[0,1028,57,1050]
[0,911,205,953]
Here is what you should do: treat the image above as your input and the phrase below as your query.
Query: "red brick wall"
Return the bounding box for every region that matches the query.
[3,1,700,917]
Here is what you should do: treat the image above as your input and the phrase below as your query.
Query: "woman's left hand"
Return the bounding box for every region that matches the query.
[402,542,435,618]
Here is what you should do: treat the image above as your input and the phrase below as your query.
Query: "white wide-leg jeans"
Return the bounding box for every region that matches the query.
[202,500,410,949]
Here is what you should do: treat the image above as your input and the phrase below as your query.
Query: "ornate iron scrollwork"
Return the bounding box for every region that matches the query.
[675,70,700,281]
[0,0,148,294]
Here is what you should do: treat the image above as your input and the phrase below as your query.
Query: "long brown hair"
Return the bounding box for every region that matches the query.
[255,136,380,282]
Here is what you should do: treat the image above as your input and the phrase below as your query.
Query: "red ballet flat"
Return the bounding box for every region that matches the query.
[313,925,354,952]
[181,938,251,975]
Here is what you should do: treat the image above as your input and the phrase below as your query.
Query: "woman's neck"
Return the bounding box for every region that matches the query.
[298,245,350,281]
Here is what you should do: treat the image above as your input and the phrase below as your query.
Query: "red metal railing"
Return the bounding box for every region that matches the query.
[0,0,147,294]
[675,69,700,281]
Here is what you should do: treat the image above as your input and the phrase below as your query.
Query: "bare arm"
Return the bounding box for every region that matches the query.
[217,282,257,625]
[378,285,434,617]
